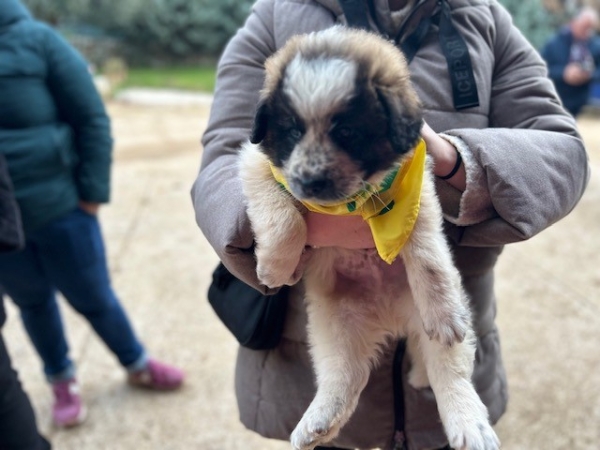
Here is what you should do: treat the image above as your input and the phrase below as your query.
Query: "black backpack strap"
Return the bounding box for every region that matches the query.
[399,16,433,63]
[338,0,372,30]
[339,0,436,64]
[437,0,480,109]
[337,0,479,111]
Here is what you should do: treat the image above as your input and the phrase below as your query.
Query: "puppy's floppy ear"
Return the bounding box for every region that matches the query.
[250,100,270,144]
[376,88,423,155]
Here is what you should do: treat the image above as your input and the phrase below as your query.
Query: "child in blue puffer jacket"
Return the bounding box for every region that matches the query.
[0,0,184,428]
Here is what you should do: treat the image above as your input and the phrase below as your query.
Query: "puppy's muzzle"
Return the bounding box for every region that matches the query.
[290,174,335,200]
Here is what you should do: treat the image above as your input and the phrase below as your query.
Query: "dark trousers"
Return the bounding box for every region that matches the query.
[0,208,145,380]
[0,324,51,449]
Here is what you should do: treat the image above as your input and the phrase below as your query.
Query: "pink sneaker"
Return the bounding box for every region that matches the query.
[51,378,86,427]
[128,358,184,391]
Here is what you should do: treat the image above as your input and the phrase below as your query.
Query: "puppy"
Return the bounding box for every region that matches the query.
[238,26,500,450]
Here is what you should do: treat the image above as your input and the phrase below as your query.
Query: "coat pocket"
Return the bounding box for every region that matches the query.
[53,123,78,169]
[0,123,76,183]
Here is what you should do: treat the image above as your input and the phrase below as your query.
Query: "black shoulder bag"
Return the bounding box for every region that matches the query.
[207,262,289,350]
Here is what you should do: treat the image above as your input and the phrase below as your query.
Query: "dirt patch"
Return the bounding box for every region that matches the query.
[108,102,210,162]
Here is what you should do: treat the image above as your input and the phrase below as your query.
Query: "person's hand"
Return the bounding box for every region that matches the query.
[305,213,375,249]
[78,201,100,215]
[564,63,592,86]
[421,121,466,191]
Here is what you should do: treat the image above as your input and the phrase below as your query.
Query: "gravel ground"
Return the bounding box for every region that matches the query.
[2,100,599,450]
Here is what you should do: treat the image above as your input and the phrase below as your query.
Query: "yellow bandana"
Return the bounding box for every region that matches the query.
[270,139,426,264]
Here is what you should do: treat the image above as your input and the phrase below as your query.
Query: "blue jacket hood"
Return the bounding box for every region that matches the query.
[0,0,31,27]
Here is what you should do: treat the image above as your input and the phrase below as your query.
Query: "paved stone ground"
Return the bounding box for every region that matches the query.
[3,98,599,450]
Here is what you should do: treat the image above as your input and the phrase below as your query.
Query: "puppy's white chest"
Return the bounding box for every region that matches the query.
[309,247,412,305]
[331,249,405,294]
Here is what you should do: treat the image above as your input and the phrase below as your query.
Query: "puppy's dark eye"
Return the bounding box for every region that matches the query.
[339,126,355,138]
[278,116,304,141]
[289,128,303,140]
[332,124,357,141]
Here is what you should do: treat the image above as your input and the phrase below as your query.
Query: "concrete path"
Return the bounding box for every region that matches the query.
[113,87,214,107]
[3,92,599,450]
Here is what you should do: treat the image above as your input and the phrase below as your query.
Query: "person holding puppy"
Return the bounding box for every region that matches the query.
[192,1,589,449]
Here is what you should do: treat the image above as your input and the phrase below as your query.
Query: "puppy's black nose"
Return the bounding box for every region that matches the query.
[295,175,332,198]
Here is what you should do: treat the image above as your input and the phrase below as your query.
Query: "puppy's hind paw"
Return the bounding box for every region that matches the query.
[290,409,342,450]
[446,419,500,450]
[290,421,328,450]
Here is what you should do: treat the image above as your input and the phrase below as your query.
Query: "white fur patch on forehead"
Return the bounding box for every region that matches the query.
[283,55,357,119]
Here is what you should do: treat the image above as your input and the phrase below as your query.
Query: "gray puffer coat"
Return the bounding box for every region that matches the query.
[192,1,589,449]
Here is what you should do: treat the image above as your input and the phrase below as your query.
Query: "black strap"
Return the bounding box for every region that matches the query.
[338,0,372,30]
[394,0,437,42]
[338,0,479,111]
[399,17,432,63]
[437,0,479,110]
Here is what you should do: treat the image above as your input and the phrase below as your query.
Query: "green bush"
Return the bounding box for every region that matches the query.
[22,0,254,62]
[498,0,566,49]
[126,0,254,60]
[85,0,255,62]
[22,0,70,24]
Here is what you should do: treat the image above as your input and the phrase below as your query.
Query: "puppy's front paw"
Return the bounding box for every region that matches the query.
[256,243,306,288]
[422,300,470,347]
[256,259,294,288]
[253,216,307,288]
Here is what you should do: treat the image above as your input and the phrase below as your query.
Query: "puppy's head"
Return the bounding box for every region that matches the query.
[251,26,423,203]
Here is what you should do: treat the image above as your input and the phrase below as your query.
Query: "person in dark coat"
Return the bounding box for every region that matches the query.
[0,153,51,449]
[541,7,600,117]
[0,0,184,428]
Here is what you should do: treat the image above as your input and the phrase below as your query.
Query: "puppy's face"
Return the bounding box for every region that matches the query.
[251,27,423,203]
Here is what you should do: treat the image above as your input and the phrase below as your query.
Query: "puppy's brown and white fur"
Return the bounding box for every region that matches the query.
[238,27,500,450]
